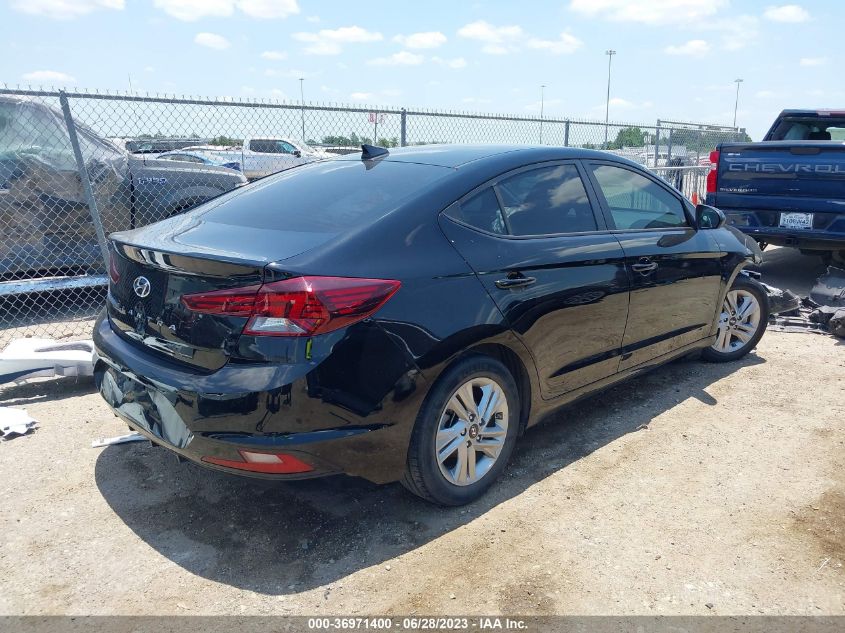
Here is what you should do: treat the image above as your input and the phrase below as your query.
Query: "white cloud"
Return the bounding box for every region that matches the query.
[194,32,231,50]
[664,39,710,56]
[481,44,511,55]
[569,0,728,25]
[144,65,155,72]
[261,50,288,60]
[526,32,582,55]
[306,15,320,22]
[22,70,76,84]
[293,26,382,55]
[153,0,297,21]
[11,0,123,20]
[432,56,467,69]
[800,56,828,66]
[592,97,654,113]
[393,31,447,49]
[763,4,810,23]
[11,0,125,20]
[368,51,424,66]
[350,92,373,101]
[264,68,312,78]
[236,0,299,19]
[270,88,287,98]
[458,20,524,43]
[153,0,233,20]
[756,90,776,98]
[700,15,759,50]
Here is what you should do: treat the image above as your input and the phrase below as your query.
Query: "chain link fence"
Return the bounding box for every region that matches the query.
[0,87,745,347]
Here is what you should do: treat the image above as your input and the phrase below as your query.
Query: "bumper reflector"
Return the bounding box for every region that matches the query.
[202,450,314,474]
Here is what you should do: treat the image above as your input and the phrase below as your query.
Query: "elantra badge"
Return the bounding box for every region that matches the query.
[132,276,152,298]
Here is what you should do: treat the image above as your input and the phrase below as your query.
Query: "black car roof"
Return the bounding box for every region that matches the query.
[336,144,622,169]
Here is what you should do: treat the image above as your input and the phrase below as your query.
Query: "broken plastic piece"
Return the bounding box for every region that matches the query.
[91,432,147,448]
[0,338,96,384]
[810,266,845,308]
[0,407,37,440]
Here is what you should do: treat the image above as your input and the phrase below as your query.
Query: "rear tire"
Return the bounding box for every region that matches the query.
[402,355,520,506]
[702,275,769,363]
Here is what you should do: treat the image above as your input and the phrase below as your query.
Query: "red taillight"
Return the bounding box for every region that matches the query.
[180,276,401,337]
[706,149,720,194]
[202,450,314,474]
[108,255,120,284]
[180,284,261,317]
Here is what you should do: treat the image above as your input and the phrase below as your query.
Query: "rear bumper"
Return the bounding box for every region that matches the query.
[92,311,424,484]
[722,210,845,250]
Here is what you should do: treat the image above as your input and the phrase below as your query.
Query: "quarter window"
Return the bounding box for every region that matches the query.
[449,188,507,235]
[589,164,687,230]
[496,164,597,236]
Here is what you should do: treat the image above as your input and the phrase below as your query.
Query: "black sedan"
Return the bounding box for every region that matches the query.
[94,145,768,505]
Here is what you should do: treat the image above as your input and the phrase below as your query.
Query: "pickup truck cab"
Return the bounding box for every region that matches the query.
[197,138,332,180]
[706,109,845,264]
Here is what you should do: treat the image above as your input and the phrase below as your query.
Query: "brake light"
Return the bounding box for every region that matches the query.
[202,450,314,474]
[706,149,720,194]
[180,276,401,337]
[108,255,120,284]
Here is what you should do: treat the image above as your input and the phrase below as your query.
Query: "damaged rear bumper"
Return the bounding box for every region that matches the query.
[92,311,417,483]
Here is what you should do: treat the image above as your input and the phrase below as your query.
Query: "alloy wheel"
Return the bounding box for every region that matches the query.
[435,377,509,487]
[712,288,762,354]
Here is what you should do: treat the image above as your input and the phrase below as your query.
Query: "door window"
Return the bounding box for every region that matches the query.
[590,164,687,230]
[496,164,597,236]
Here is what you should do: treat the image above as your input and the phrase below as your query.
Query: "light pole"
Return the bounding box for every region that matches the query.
[733,78,743,128]
[604,50,616,149]
[299,77,306,142]
[539,84,546,144]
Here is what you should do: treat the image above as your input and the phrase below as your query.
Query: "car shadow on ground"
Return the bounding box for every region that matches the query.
[94,352,765,596]
[0,375,96,407]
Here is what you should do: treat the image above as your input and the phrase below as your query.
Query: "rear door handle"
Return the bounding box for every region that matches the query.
[631,259,658,274]
[495,275,537,289]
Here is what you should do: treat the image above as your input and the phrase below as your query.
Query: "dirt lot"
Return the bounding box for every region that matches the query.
[0,249,842,616]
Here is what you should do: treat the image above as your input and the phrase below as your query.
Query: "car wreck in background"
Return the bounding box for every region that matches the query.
[0,96,246,285]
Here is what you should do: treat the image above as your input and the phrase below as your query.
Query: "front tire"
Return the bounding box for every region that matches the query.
[702,275,769,362]
[402,355,520,506]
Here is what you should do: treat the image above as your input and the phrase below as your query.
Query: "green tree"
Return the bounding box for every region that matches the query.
[609,127,646,149]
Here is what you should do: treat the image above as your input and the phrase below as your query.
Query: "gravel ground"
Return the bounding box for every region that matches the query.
[0,249,842,616]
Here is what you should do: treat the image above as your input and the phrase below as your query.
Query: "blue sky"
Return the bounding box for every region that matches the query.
[1,0,838,139]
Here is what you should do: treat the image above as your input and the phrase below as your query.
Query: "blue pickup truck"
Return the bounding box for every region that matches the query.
[706,109,845,264]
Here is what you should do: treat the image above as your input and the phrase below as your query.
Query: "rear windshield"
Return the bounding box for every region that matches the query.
[201,159,451,232]
[767,116,845,141]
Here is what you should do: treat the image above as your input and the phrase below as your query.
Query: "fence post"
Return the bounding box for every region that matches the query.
[59,91,109,271]
[654,120,662,168]
[666,128,673,163]
[563,120,570,147]
[400,108,407,147]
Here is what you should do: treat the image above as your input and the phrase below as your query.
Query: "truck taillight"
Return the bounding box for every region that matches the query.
[706,150,720,194]
[180,276,401,337]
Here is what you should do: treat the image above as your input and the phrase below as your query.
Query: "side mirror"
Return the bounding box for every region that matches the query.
[293,149,302,158]
[695,204,726,230]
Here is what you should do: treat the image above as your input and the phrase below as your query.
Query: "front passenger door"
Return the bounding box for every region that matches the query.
[585,161,723,370]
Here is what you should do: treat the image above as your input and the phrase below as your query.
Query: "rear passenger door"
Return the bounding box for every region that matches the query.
[439,161,630,399]
[585,161,723,370]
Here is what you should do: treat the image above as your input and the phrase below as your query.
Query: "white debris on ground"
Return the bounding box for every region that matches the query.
[91,432,146,448]
[0,407,37,440]
[0,338,96,384]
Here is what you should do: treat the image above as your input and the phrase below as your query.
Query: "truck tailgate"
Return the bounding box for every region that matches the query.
[715,142,845,214]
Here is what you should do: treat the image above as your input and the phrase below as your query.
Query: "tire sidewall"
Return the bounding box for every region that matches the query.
[410,356,520,506]
[703,275,769,362]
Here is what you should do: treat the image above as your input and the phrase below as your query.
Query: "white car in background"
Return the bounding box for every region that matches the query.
[196,138,333,180]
